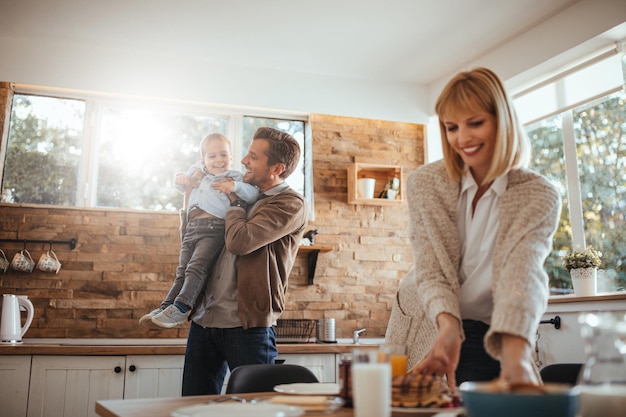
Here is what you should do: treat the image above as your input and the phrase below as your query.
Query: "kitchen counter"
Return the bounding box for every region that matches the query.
[0,338,382,355]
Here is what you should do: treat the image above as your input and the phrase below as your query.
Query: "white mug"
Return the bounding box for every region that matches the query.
[11,250,35,273]
[37,250,62,274]
[0,249,9,273]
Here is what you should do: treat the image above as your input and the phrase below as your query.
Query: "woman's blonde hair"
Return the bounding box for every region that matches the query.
[435,67,530,185]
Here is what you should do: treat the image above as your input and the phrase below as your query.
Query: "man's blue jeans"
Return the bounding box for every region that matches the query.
[182,321,278,395]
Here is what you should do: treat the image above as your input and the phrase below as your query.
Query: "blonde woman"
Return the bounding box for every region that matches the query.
[385,67,561,390]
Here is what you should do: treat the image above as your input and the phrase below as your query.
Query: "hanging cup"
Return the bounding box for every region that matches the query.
[0,250,9,273]
[37,250,62,274]
[11,249,35,273]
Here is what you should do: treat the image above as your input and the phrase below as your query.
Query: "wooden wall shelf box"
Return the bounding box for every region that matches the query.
[347,162,403,205]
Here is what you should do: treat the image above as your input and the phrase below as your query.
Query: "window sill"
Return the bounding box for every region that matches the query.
[548,291,626,304]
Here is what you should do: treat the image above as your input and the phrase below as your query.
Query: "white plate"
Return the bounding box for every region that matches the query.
[391,406,464,417]
[171,402,304,417]
[273,382,341,395]
[269,395,345,414]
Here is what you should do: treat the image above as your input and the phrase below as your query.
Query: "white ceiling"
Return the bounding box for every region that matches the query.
[1,0,624,125]
[0,0,579,86]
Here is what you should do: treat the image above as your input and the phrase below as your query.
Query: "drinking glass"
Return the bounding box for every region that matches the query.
[351,347,391,417]
[575,312,626,417]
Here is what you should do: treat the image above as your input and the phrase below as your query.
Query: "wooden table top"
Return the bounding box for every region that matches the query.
[96,392,356,417]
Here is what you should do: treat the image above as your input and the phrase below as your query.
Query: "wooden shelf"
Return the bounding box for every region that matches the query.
[347,162,403,205]
[297,244,333,254]
[297,244,333,285]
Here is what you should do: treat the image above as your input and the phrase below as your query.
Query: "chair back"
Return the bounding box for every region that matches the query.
[539,363,583,385]
[225,363,319,394]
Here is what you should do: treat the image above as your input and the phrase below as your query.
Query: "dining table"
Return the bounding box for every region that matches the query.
[96,392,354,417]
[95,391,462,417]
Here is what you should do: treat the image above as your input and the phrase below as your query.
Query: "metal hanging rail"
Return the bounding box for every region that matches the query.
[0,238,77,250]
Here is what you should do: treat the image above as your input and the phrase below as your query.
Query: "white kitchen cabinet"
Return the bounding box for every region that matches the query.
[0,355,31,417]
[276,353,336,383]
[26,354,185,417]
[27,355,125,417]
[123,355,184,399]
[537,298,626,369]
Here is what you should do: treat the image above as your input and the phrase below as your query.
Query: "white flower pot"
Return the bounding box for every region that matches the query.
[571,267,597,297]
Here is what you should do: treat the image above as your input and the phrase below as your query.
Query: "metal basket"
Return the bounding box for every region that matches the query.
[274,319,316,343]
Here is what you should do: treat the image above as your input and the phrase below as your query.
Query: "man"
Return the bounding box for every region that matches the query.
[182,127,308,395]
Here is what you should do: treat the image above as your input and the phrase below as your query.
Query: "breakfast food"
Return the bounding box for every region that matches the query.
[391,372,455,408]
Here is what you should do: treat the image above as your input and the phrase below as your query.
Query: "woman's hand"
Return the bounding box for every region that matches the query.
[411,313,463,391]
[498,334,541,387]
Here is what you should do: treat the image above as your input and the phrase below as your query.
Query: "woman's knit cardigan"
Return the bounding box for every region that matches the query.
[385,160,561,368]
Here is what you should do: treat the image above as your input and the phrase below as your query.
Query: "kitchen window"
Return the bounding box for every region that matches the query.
[0,86,310,213]
[514,45,626,294]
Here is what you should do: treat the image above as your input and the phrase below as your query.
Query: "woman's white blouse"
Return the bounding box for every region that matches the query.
[457,172,508,324]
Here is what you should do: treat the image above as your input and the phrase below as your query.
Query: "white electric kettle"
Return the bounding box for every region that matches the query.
[1,294,34,343]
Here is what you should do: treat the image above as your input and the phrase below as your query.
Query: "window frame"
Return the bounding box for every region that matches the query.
[1,84,313,216]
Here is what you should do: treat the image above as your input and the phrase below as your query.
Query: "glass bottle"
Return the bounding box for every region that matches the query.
[576,312,626,417]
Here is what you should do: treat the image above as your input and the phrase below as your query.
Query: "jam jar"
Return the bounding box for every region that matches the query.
[338,353,353,407]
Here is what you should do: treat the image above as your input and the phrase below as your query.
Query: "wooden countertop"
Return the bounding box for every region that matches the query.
[0,340,374,355]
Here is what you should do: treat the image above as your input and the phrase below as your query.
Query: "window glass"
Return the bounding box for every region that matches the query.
[242,116,306,196]
[526,115,572,292]
[573,93,626,292]
[2,94,84,205]
[96,105,228,210]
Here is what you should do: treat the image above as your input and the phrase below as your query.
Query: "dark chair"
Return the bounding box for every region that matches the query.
[540,363,584,385]
[225,363,319,394]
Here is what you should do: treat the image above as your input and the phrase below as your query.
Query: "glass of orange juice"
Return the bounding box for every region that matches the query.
[384,344,408,377]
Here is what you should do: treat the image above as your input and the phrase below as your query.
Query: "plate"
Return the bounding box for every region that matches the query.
[391,406,465,417]
[171,402,305,417]
[273,382,341,395]
[269,395,345,414]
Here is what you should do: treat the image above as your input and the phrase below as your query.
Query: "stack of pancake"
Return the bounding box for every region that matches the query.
[391,372,453,408]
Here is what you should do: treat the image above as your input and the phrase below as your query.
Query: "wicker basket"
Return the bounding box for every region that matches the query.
[274,319,316,343]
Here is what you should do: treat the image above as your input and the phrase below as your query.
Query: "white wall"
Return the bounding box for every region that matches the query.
[0,32,431,124]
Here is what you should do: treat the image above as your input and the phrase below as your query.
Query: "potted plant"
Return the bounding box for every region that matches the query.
[562,246,602,296]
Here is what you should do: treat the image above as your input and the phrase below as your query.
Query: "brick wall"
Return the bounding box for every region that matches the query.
[0,86,424,339]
